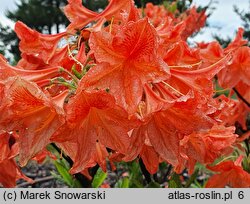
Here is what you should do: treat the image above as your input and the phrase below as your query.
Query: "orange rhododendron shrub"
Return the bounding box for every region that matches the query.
[0,0,250,188]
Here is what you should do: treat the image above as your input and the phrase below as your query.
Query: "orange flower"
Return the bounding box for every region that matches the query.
[52,89,138,173]
[180,7,207,40]
[15,21,66,64]
[0,131,32,187]
[124,95,216,173]
[224,28,247,54]
[140,145,159,174]
[218,46,250,88]
[0,159,32,188]
[0,78,67,166]
[65,0,134,32]
[206,156,250,188]
[180,125,236,167]
[0,54,60,83]
[82,19,169,115]
[17,46,70,70]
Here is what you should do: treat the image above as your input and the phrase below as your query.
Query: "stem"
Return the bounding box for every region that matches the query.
[51,80,77,90]
[244,140,250,157]
[139,158,152,184]
[141,0,145,17]
[164,164,172,182]
[153,173,159,183]
[233,87,250,107]
[59,67,79,84]
[184,169,199,188]
[51,143,73,166]
[235,122,250,157]
[16,176,55,188]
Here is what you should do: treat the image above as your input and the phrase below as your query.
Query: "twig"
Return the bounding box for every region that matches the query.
[139,158,152,184]
[164,164,173,182]
[16,176,55,188]
[233,87,250,107]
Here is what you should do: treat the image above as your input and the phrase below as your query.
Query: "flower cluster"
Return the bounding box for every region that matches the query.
[0,0,249,187]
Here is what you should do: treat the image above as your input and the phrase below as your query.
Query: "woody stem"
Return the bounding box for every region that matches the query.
[139,158,152,184]
[233,87,250,108]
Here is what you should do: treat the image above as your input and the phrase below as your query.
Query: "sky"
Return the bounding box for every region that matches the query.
[192,0,249,42]
[0,0,249,42]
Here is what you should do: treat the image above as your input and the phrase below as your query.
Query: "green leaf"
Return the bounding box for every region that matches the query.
[50,171,65,183]
[168,173,182,188]
[92,168,107,188]
[168,3,177,13]
[185,169,199,188]
[120,177,130,188]
[128,161,144,188]
[54,160,74,187]
[115,177,129,188]
[242,156,250,173]
[194,179,203,188]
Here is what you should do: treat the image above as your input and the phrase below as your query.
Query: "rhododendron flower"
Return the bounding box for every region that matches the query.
[180,6,207,40]
[0,159,32,187]
[0,55,61,83]
[65,0,134,32]
[15,21,67,65]
[224,27,248,53]
[124,95,218,173]
[143,3,172,27]
[0,0,249,188]
[0,131,32,187]
[218,46,250,88]
[82,18,169,115]
[52,89,139,173]
[206,156,250,188]
[17,46,70,70]
[0,78,67,166]
[180,125,237,166]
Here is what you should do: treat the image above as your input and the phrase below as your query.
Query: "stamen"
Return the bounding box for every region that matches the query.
[109,16,114,33]
[67,44,84,70]
[138,103,143,118]
[214,88,230,93]
[201,53,232,71]
[161,81,184,96]
[169,61,202,69]
[215,155,237,165]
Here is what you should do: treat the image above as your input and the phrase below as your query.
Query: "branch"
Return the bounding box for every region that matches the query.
[16,176,54,188]
[163,164,172,182]
[233,87,250,108]
[139,158,152,184]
